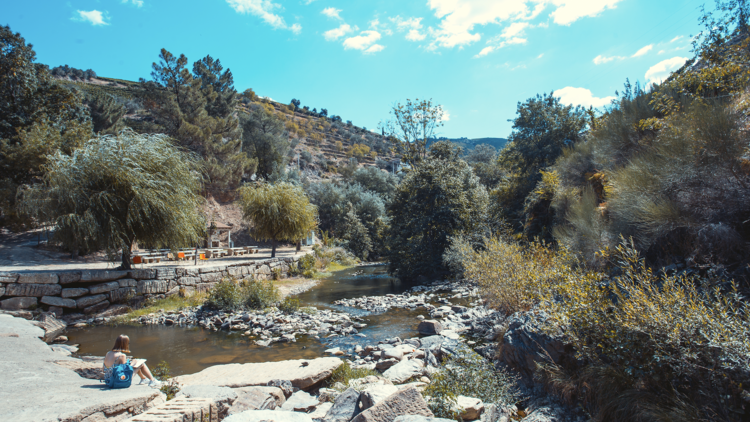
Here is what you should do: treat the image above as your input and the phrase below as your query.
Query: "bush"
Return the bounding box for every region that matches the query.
[298,254,316,274]
[326,361,379,392]
[244,279,280,309]
[204,277,244,311]
[425,349,520,420]
[153,361,180,400]
[278,297,300,313]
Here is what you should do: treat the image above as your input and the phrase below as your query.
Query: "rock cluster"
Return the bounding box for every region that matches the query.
[332,282,481,314]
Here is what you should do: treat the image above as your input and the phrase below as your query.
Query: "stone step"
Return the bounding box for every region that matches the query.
[125,397,217,422]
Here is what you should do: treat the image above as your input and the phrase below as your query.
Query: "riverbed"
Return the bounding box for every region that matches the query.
[66,265,429,376]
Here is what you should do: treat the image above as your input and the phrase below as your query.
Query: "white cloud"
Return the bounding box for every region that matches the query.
[226,0,300,32]
[343,30,383,52]
[73,10,109,26]
[645,56,688,85]
[632,44,653,57]
[324,24,354,41]
[122,0,143,7]
[593,54,624,64]
[475,21,529,57]
[557,87,616,107]
[322,7,342,20]
[440,110,451,121]
[670,35,683,43]
[390,16,426,41]
[550,0,623,25]
[406,30,426,41]
[537,53,544,59]
[474,46,496,58]
[303,0,316,4]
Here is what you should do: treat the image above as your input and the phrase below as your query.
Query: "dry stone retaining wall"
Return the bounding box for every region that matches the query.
[0,257,300,315]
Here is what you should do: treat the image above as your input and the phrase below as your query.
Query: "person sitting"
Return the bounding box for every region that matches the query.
[103,335,161,388]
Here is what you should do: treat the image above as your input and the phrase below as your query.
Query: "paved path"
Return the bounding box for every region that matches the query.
[0,315,164,421]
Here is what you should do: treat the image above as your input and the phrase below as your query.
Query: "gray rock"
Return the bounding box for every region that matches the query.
[230,387,280,414]
[137,279,168,294]
[498,312,570,382]
[40,296,77,308]
[360,385,399,411]
[61,288,89,298]
[129,269,156,280]
[117,278,138,287]
[382,348,404,360]
[224,410,314,422]
[268,379,294,398]
[58,272,82,284]
[452,396,484,421]
[1,297,37,310]
[309,402,334,421]
[17,273,58,284]
[323,387,361,422]
[35,312,66,335]
[83,300,110,314]
[6,283,62,297]
[351,387,433,422]
[80,270,128,283]
[88,281,120,295]
[393,416,454,422]
[383,360,425,384]
[281,391,319,412]
[417,320,443,335]
[375,358,399,371]
[175,384,238,419]
[76,294,108,309]
[0,273,19,283]
[109,287,136,303]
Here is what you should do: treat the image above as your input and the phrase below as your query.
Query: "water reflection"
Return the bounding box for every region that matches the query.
[66,265,429,376]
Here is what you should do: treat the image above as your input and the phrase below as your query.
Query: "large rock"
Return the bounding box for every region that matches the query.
[6,283,62,297]
[230,387,282,414]
[268,379,294,398]
[1,297,37,310]
[452,396,484,421]
[383,360,425,384]
[322,387,361,422]
[83,300,110,314]
[137,279,169,294]
[88,281,121,295]
[360,385,399,411]
[35,312,66,335]
[58,272,82,284]
[110,287,136,303]
[309,402,334,421]
[61,287,89,298]
[40,296,77,308]
[281,391,319,412]
[224,410,314,422]
[417,320,443,336]
[0,273,19,283]
[17,273,59,284]
[76,294,108,309]
[393,417,454,422]
[175,384,238,419]
[173,358,343,389]
[235,386,286,407]
[80,270,128,283]
[497,312,571,382]
[351,387,433,422]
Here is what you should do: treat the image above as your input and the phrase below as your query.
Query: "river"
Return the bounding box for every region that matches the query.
[65,265,428,376]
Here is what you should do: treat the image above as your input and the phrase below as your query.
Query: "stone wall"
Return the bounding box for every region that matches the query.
[0,257,300,315]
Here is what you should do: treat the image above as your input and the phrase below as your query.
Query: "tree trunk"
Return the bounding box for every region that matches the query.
[121,243,132,270]
[296,241,301,253]
[271,239,277,258]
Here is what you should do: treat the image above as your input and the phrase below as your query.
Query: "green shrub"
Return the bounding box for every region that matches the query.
[205,277,244,311]
[326,361,379,392]
[278,297,300,313]
[153,361,180,400]
[298,254,316,273]
[243,279,280,309]
[425,350,520,420]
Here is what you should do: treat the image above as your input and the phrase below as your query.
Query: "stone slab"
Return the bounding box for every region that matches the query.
[89,281,121,294]
[173,358,343,389]
[58,272,82,284]
[351,387,433,422]
[61,287,90,298]
[81,270,128,283]
[126,396,217,422]
[224,410,314,422]
[6,283,62,297]
[323,387,361,422]
[17,273,59,284]
[76,294,108,308]
[40,296,77,308]
[1,297,38,310]
[383,360,425,384]
[84,300,110,314]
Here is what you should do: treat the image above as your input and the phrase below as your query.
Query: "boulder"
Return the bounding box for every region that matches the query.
[76,294,108,309]
[497,312,571,382]
[173,358,343,389]
[452,396,484,421]
[6,283,61,297]
[322,387,361,422]
[61,288,89,298]
[109,287,136,303]
[35,312,66,335]
[281,391,319,412]
[351,387,433,422]
[223,410,314,422]
[88,281,120,295]
[382,348,404,360]
[308,402,334,421]
[360,384,399,411]
[235,386,286,407]
[383,360,425,384]
[40,296,76,308]
[58,272,82,284]
[1,297,37,310]
[80,270,128,283]
[17,273,58,284]
[393,417,454,422]
[417,320,443,336]
[83,300,110,314]
[230,387,282,414]
[175,384,238,419]
[137,280,169,294]
[0,273,19,283]
[375,358,399,371]
[268,379,294,398]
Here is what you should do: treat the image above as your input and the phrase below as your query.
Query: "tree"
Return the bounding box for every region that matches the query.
[341,205,373,260]
[85,92,126,134]
[320,108,328,117]
[242,104,290,179]
[21,130,205,268]
[238,182,317,258]
[143,49,253,192]
[387,141,488,279]
[382,98,444,166]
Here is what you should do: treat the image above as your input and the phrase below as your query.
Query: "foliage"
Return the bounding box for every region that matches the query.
[21,130,205,268]
[50,65,97,80]
[298,253,316,276]
[348,166,399,199]
[340,206,373,260]
[143,49,253,192]
[85,92,126,134]
[278,296,300,313]
[464,144,497,164]
[242,104,290,179]
[244,279,280,309]
[238,182,317,258]
[380,98,444,166]
[425,349,520,420]
[153,361,181,400]
[326,361,379,392]
[205,276,280,310]
[387,141,488,279]
[346,143,370,160]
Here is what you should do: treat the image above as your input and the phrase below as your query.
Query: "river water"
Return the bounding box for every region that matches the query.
[66,265,428,376]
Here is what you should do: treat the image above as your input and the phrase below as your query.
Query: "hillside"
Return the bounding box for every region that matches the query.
[428,136,508,153]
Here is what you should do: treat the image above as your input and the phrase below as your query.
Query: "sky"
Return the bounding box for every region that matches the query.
[4,0,709,138]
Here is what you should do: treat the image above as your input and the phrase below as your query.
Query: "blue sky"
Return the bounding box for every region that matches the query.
[4,0,708,138]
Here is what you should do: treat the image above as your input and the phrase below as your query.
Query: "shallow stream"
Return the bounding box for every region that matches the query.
[66,265,428,376]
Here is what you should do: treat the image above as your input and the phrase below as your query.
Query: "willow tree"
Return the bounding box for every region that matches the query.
[238,182,317,258]
[22,129,205,269]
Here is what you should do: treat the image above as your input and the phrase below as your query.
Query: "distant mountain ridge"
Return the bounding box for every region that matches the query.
[428,137,509,152]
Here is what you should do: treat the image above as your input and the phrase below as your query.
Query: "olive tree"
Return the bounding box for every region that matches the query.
[238,182,317,258]
[22,129,206,269]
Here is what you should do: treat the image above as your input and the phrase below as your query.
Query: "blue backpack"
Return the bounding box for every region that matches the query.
[104,361,134,389]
